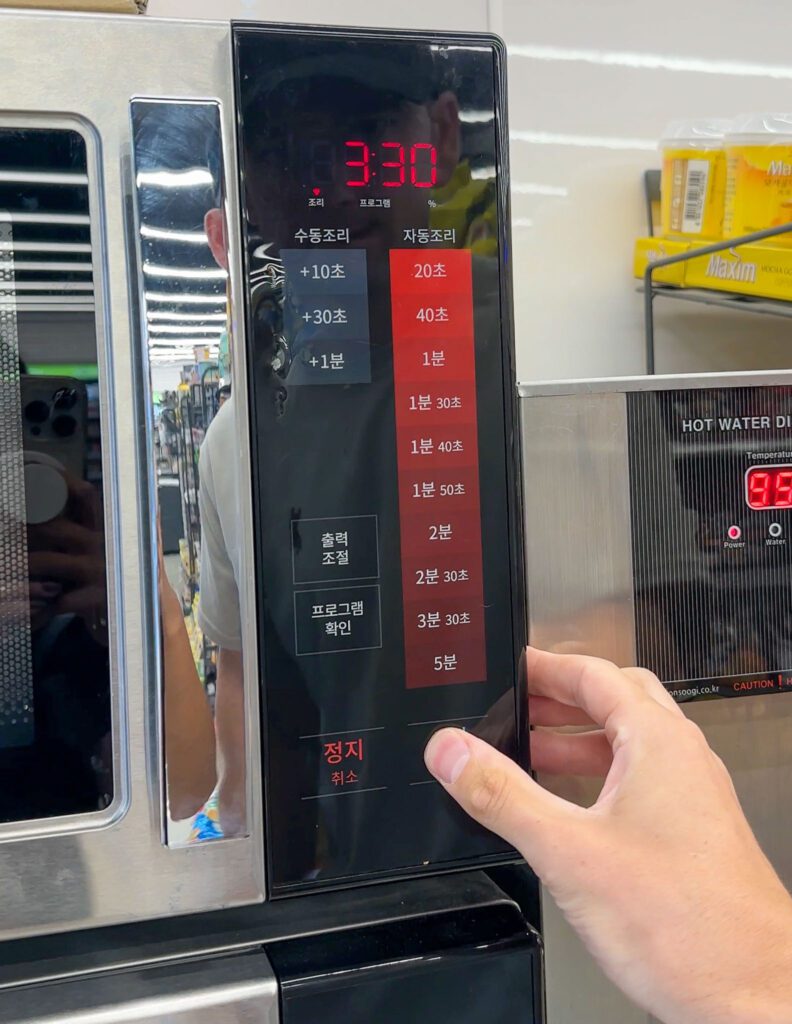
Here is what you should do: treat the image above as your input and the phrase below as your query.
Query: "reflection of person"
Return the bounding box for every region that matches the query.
[158,523,217,820]
[425,648,792,1024]
[198,208,247,837]
[197,62,477,842]
[0,458,214,822]
[242,74,463,269]
[0,471,112,821]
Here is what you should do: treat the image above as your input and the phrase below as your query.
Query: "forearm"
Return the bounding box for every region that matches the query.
[710,903,792,1024]
[162,590,217,819]
[214,647,247,835]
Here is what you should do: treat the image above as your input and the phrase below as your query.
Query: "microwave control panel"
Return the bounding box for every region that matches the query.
[234,26,524,893]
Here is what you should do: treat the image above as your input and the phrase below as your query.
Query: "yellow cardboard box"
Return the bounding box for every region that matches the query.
[633,237,692,287]
[685,243,792,302]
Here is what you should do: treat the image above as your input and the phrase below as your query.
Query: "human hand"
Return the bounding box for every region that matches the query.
[425,648,792,1024]
[26,475,107,644]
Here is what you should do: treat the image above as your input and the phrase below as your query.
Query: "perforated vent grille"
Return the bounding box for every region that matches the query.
[0,219,34,749]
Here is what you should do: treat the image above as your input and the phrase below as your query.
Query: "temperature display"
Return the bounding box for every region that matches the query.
[746,465,792,509]
[345,141,438,188]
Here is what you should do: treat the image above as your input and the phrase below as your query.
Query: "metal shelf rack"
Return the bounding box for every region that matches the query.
[641,169,792,373]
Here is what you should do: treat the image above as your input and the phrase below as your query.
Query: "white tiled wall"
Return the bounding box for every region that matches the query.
[500,0,792,380]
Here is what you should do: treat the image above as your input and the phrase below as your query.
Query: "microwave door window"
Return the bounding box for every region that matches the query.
[0,127,112,824]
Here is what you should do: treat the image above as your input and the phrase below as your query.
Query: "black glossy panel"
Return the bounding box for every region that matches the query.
[234,27,524,891]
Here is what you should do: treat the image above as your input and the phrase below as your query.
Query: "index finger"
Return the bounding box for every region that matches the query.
[525,647,670,740]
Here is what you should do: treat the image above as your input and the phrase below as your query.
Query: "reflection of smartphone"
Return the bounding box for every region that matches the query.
[0,377,84,751]
[20,376,87,486]
[21,374,99,635]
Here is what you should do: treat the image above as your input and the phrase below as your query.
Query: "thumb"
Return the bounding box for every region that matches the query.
[424,728,582,862]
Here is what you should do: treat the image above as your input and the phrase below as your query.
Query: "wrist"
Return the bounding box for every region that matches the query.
[714,903,792,1024]
[160,586,186,638]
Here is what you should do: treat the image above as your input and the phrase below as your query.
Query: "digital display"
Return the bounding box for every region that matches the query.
[234,26,523,894]
[746,465,792,509]
[629,387,792,703]
[345,141,438,188]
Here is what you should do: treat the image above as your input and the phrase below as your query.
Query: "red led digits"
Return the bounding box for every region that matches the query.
[381,142,406,187]
[748,470,772,508]
[746,466,792,509]
[343,140,437,188]
[410,143,438,188]
[345,140,370,187]
[776,471,792,507]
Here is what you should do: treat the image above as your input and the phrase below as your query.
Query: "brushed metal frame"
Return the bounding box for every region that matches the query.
[0,948,279,1024]
[519,368,792,397]
[0,9,264,941]
[521,390,636,668]
[519,366,792,663]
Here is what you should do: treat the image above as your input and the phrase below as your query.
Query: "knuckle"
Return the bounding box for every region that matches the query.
[676,715,708,747]
[624,666,659,687]
[469,767,512,823]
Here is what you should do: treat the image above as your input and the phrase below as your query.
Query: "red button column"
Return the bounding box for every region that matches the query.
[390,249,487,689]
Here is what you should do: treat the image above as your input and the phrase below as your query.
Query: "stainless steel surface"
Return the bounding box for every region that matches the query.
[522,392,635,668]
[129,98,253,844]
[0,9,264,939]
[0,949,278,1024]
[0,872,510,991]
[519,368,792,397]
[521,377,792,1022]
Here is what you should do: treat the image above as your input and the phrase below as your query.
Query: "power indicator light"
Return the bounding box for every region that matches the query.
[727,525,742,541]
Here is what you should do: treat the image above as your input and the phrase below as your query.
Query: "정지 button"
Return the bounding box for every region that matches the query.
[299,727,387,799]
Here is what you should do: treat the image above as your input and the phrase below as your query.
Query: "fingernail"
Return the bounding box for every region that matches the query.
[424,729,471,785]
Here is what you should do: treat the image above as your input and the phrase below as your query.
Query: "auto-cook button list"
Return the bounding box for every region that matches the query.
[390,248,487,689]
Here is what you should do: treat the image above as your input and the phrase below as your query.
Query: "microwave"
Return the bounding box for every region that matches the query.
[0,9,527,941]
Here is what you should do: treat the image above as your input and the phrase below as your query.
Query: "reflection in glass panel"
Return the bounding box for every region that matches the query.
[0,128,112,823]
[131,101,244,845]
